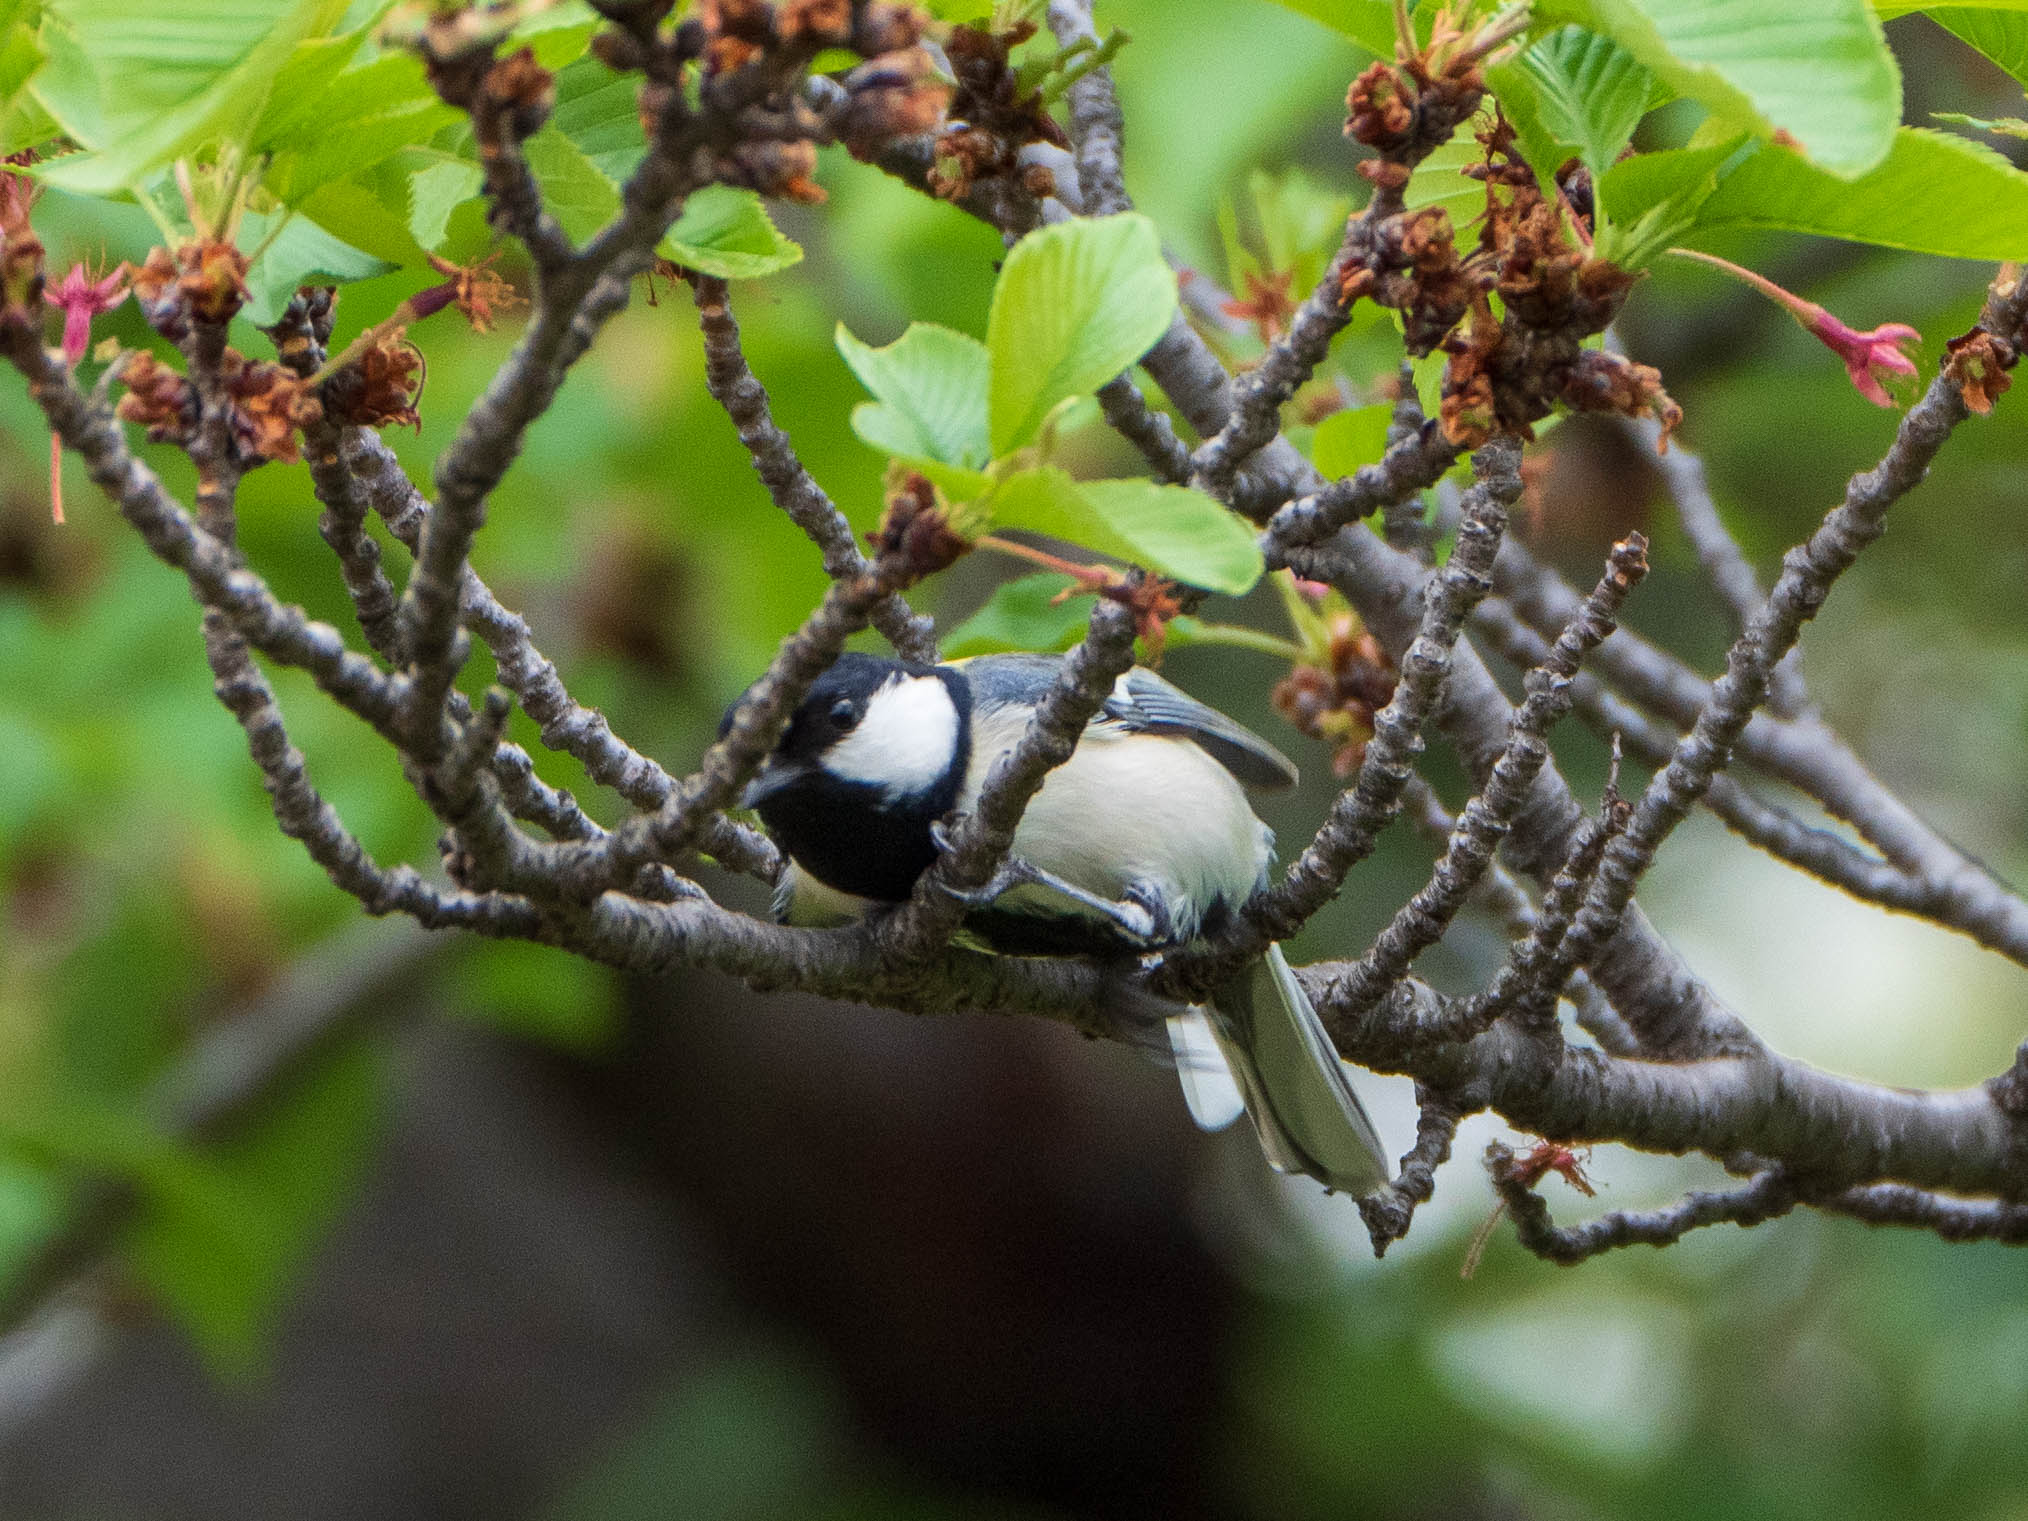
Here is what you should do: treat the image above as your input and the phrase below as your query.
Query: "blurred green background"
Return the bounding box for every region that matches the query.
[1,2,2027,1517]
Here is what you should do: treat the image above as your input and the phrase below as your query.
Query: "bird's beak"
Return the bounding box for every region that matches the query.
[739,761,805,810]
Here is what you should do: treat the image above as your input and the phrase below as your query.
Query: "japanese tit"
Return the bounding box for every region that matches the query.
[739,650,1392,1197]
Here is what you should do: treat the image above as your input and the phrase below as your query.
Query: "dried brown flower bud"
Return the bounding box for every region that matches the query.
[1346,62,1414,150]
[722,138,825,202]
[221,351,322,464]
[1355,159,1411,193]
[1272,617,1395,776]
[130,241,250,333]
[1558,349,1680,449]
[185,241,250,324]
[588,26,650,72]
[482,47,555,138]
[319,329,425,431]
[776,0,851,45]
[836,48,952,160]
[1944,327,2016,416]
[853,1,925,56]
[869,469,972,581]
[115,352,199,446]
[0,152,39,242]
[1020,161,1057,201]
[425,252,523,333]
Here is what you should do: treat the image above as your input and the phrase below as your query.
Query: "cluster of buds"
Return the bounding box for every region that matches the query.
[1271,593,1398,775]
[666,0,946,201]
[219,352,323,464]
[113,347,323,467]
[130,241,251,339]
[868,466,975,583]
[1344,204,1478,354]
[1345,2,1524,166]
[0,152,45,324]
[1348,116,1673,449]
[926,20,1070,204]
[399,0,557,134]
[114,354,198,446]
[318,330,426,431]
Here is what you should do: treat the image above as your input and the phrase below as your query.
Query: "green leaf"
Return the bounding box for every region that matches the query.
[34,0,340,194]
[236,210,394,325]
[298,170,430,266]
[0,91,56,155]
[246,29,366,150]
[1931,7,2028,85]
[0,0,48,145]
[1490,25,1658,187]
[1309,402,1395,481]
[405,152,484,252]
[523,126,618,244]
[1609,127,2028,260]
[944,573,1099,657]
[1262,0,1401,56]
[1935,110,2028,139]
[1873,0,2028,16]
[837,321,991,469]
[551,53,644,181]
[1402,120,1487,237]
[660,184,803,279]
[1592,136,1750,267]
[986,212,1178,456]
[987,468,1263,595]
[1537,0,1900,177]
[261,51,455,207]
[1220,167,1354,301]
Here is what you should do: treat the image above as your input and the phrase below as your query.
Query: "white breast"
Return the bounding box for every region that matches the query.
[959,704,1273,940]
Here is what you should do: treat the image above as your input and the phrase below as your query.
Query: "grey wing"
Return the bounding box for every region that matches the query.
[1105,667,1300,792]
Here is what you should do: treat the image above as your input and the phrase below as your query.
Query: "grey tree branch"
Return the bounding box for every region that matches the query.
[1327,533,1648,1016]
[1545,275,2028,1021]
[1241,440,1519,947]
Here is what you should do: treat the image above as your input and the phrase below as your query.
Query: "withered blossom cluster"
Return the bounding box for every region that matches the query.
[1273,609,1399,777]
[926,19,1072,204]
[1342,100,1677,449]
[595,0,949,201]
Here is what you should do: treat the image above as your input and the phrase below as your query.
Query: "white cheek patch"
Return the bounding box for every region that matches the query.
[820,674,961,799]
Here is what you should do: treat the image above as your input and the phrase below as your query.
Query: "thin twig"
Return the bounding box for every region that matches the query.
[1210,438,1522,965]
[692,274,936,662]
[1491,1152,1800,1265]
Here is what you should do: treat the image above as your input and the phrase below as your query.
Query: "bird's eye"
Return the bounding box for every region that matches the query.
[829,699,859,731]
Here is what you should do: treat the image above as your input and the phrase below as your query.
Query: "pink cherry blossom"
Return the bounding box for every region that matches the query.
[1805,311,1921,408]
[1669,248,1922,409]
[44,261,128,365]
[42,261,129,522]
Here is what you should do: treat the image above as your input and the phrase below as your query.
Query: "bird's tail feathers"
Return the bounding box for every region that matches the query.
[1203,944,1391,1196]
[1167,1009,1247,1132]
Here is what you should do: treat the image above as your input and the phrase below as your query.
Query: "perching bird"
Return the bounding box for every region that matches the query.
[737,650,1392,1196]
